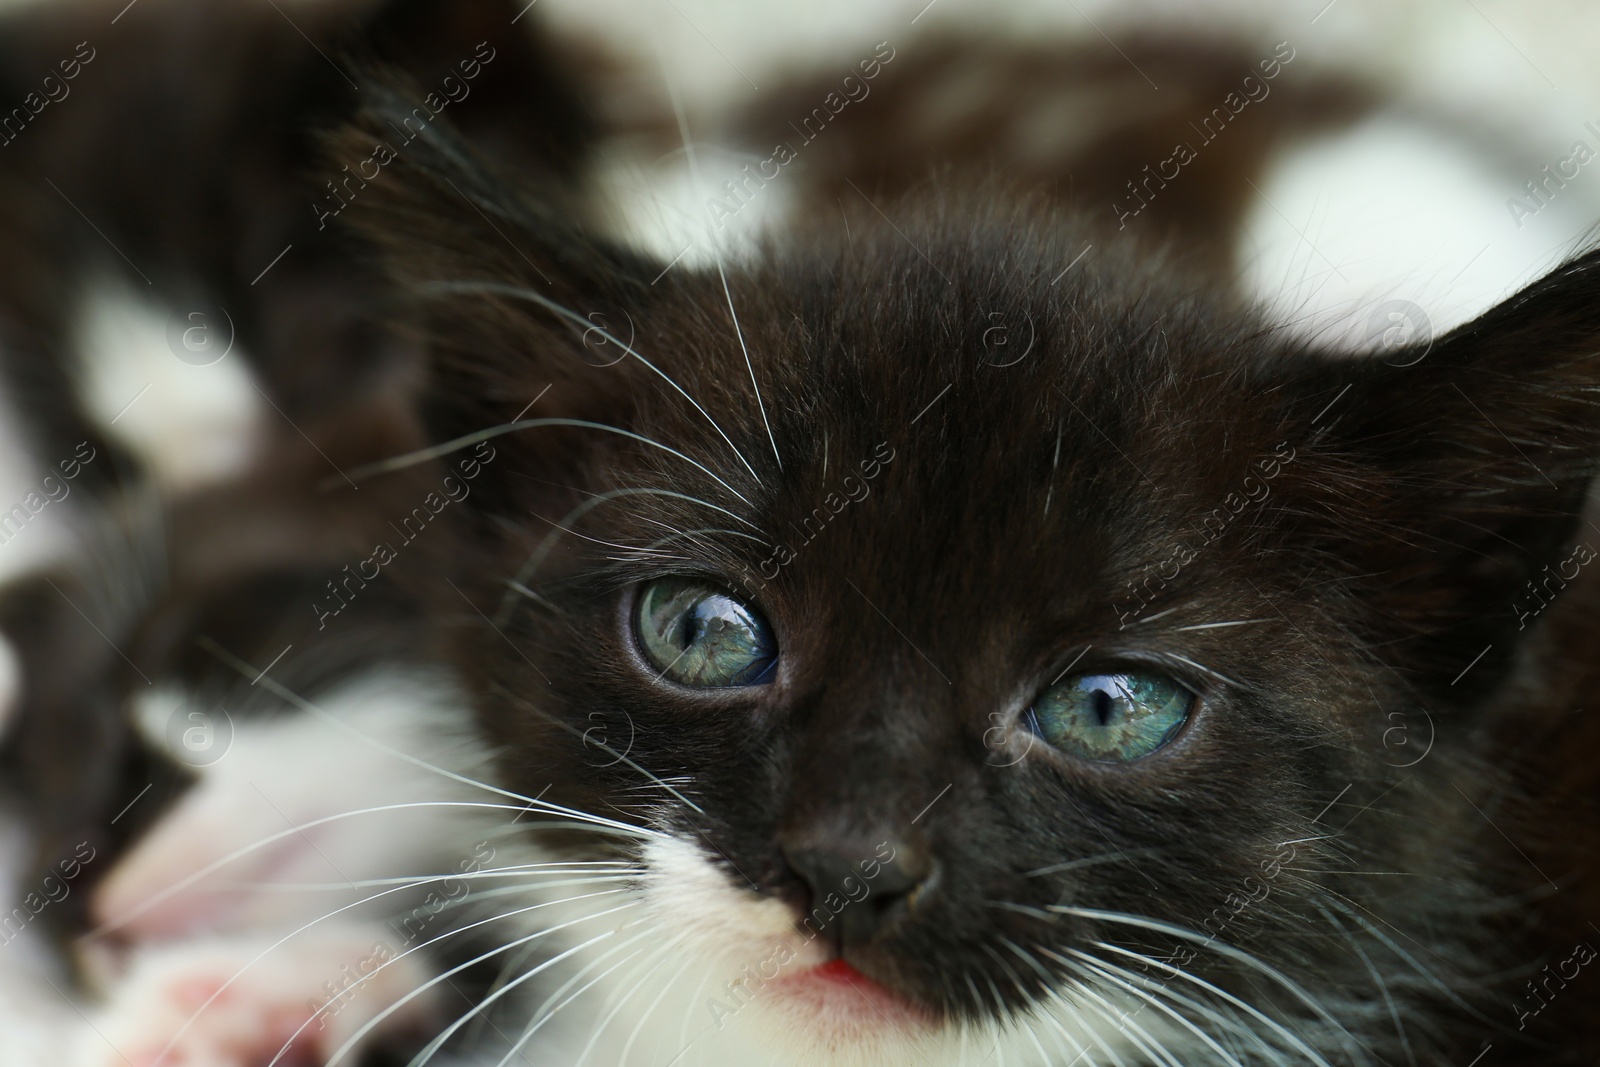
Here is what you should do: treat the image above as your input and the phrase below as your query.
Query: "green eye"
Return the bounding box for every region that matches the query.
[635,578,777,687]
[1030,672,1193,762]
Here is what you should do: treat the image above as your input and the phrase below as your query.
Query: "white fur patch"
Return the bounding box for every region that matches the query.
[72,284,266,494]
[61,668,507,1067]
[104,670,494,939]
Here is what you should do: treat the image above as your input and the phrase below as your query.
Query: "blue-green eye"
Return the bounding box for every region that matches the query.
[1030,672,1193,762]
[636,578,776,687]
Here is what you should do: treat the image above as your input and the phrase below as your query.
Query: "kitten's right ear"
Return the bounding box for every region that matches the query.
[325,90,667,499]
[348,0,596,177]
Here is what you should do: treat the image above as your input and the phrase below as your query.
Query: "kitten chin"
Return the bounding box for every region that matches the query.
[526,833,1166,1067]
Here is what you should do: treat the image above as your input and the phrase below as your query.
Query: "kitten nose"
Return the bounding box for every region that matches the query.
[781,836,933,948]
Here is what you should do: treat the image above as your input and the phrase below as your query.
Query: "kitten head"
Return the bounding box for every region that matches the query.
[335,97,1600,1063]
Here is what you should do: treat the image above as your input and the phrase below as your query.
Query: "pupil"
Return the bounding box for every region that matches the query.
[1091,688,1115,727]
[678,610,704,649]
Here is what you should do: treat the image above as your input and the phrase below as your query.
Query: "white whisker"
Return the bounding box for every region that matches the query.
[265,885,635,1067]
[200,640,663,835]
[493,929,658,1066]
[395,906,645,1067]
[337,415,752,506]
[91,800,646,938]
[496,485,765,620]
[1170,619,1272,633]
[1087,937,1339,1067]
[571,932,691,1067]
[330,898,644,1067]
[663,67,782,473]
[1063,948,1247,1067]
[417,279,764,487]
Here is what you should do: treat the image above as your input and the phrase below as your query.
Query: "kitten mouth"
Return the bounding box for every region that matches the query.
[770,957,936,1026]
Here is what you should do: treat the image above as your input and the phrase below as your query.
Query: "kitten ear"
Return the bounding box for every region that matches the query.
[351,0,595,176]
[1314,251,1600,694]
[325,90,665,504]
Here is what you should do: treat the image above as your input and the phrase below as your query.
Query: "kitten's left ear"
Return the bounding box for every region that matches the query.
[1308,250,1600,695]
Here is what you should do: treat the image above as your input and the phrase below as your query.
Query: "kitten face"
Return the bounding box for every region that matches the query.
[340,94,1600,1061]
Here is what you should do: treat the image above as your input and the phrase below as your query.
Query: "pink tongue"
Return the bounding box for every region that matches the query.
[813,959,869,985]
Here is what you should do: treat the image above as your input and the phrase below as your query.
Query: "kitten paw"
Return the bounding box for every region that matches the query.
[79,931,438,1067]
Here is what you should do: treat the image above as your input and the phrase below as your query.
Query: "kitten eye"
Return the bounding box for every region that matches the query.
[1029,672,1193,762]
[635,577,777,687]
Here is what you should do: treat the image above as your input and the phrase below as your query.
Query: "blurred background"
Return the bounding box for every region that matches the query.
[548,0,1600,342]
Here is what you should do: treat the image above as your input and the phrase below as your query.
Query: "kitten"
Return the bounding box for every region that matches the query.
[3,5,1600,1067]
[312,89,1600,1064]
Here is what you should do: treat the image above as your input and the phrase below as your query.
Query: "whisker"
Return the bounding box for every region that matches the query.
[199,640,662,836]
[492,929,659,1066]
[664,69,782,472]
[418,279,764,488]
[1088,937,1339,1067]
[570,932,692,1067]
[1162,654,1247,690]
[495,485,765,622]
[394,907,646,1067]
[152,861,619,1067]
[502,689,707,815]
[1063,948,1247,1067]
[1299,883,1487,1019]
[526,510,684,557]
[1075,975,1181,1067]
[1025,849,1168,878]
[617,947,700,1066]
[638,525,771,555]
[1090,948,1275,1062]
[328,898,644,1067]
[90,800,646,937]
[504,579,559,614]
[1171,619,1272,633]
[1312,901,1415,1067]
[335,415,753,506]
[986,900,1055,922]
[213,861,642,892]
[508,489,764,604]
[981,942,1058,1066]
[265,884,635,1067]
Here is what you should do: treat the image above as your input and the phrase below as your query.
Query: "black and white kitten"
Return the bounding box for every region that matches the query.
[1,3,1599,1066]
